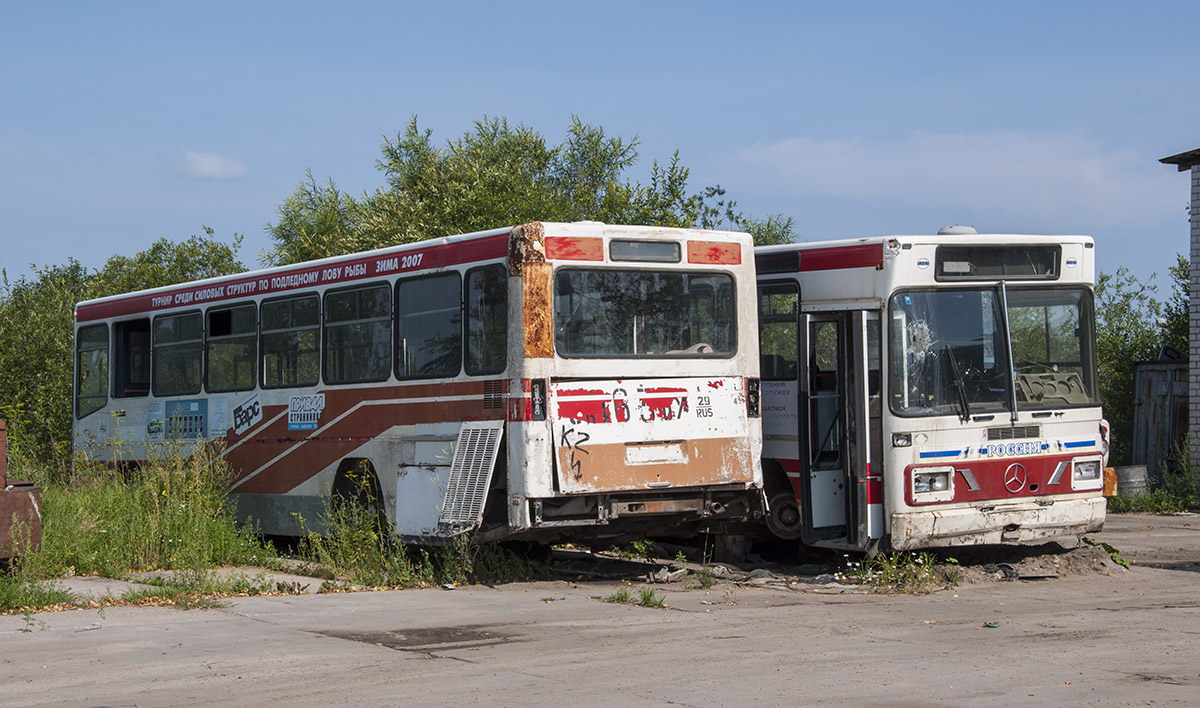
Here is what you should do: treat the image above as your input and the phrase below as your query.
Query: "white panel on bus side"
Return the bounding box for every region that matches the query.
[810,468,846,528]
[395,465,451,539]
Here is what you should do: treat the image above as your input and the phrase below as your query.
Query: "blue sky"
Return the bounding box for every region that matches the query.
[3,1,1198,288]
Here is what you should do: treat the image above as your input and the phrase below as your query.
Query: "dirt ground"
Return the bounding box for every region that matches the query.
[2,512,1198,708]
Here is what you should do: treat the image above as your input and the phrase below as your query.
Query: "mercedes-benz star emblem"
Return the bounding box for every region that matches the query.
[1004,463,1027,493]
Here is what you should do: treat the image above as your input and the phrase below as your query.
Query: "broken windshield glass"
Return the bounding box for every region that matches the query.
[889,290,1010,417]
[889,287,1099,418]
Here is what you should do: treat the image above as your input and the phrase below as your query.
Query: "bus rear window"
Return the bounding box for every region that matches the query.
[553,269,735,358]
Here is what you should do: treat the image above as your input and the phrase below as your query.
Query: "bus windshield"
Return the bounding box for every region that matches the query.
[889,286,1098,417]
[554,269,735,358]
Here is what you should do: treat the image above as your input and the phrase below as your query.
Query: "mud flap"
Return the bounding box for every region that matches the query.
[436,420,505,537]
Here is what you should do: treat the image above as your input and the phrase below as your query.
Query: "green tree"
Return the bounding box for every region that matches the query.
[1163,252,1189,357]
[0,260,93,466]
[0,229,245,468]
[1095,267,1165,466]
[89,227,245,296]
[265,116,793,265]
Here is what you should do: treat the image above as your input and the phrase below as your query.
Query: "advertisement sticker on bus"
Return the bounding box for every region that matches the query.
[232,392,263,435]
[147,400,208,440]
[288,394,325,431]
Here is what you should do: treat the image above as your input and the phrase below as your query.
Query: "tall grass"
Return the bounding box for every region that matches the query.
[12,441,272,581]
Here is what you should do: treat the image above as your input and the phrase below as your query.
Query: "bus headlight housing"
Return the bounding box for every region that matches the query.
[1072,458,1103,490]
[912,466,954,502]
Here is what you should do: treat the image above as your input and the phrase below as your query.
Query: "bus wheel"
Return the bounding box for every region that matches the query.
[766,491,803,540]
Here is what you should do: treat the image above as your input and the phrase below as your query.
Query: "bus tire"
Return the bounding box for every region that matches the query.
[766,491,803,540]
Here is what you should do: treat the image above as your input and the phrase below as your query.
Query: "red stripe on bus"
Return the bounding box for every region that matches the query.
[222,380,500,479]
[76,234,510,322]
[544,236,603,261]
[231,398,505,494]
[798,243,883,272]
[508,396,531,422]
[866,478,883,505]
[687,241,742,265]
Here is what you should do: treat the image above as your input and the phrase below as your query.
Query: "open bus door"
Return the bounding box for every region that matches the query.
[799,310,883,551]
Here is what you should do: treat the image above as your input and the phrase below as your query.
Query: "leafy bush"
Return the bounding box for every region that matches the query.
[1107,438,1200,513]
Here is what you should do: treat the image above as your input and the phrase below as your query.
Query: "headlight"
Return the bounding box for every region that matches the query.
[912,466,954,501]
[1071,459,1103,490]
[892,432,912,447]
[1073,460,1100,480]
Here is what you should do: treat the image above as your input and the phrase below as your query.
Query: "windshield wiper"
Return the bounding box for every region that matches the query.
[944,344,972,423]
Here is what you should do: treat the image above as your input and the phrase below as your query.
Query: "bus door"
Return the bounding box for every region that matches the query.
[799,310,882,550]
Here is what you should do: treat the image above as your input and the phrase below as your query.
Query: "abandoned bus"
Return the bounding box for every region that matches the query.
[73,222,763,544]
[756,227,1106,551]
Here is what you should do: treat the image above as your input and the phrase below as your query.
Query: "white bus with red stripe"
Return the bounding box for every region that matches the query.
[756,228,1106,551]
[73,222,763,544]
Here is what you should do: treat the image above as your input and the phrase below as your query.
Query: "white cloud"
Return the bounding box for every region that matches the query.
[180,148,249,179]
[726,131,1177,230]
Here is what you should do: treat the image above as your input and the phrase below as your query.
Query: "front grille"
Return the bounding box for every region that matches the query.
[988,425,1041,441]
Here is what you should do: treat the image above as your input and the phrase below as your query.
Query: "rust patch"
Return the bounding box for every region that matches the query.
[0,421,41,558]
[522,260,554,359]
[0,485,41,558]
[508,222,545,277]
[555,437,755,493]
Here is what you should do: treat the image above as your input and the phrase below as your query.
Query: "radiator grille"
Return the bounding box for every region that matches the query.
[988,425,1041,441]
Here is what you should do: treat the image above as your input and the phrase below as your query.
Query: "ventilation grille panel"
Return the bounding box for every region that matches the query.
[483,379,505,410]
[988,425,1041,441]
[438,421,504,531]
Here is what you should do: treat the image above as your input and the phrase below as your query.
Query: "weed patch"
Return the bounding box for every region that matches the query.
[603,586,632,604]
[837,551,959,593]
[638,586,666,608]
[1082,537,1131,569]
[0,575,75,614]
[118,570,280,609]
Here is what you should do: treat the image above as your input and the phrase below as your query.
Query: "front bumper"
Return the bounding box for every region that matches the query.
[890,496,1106,550]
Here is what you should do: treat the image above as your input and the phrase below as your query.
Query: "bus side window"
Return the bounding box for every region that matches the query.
[465,265,507,376]
[113,319,150,398]
[324,284,391,384]
[153,312,203,397]
[76,324,109,417]
[397,273,462,379]
[207,304,257,392]
[758,282,798,381]
[261,295,320,388]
